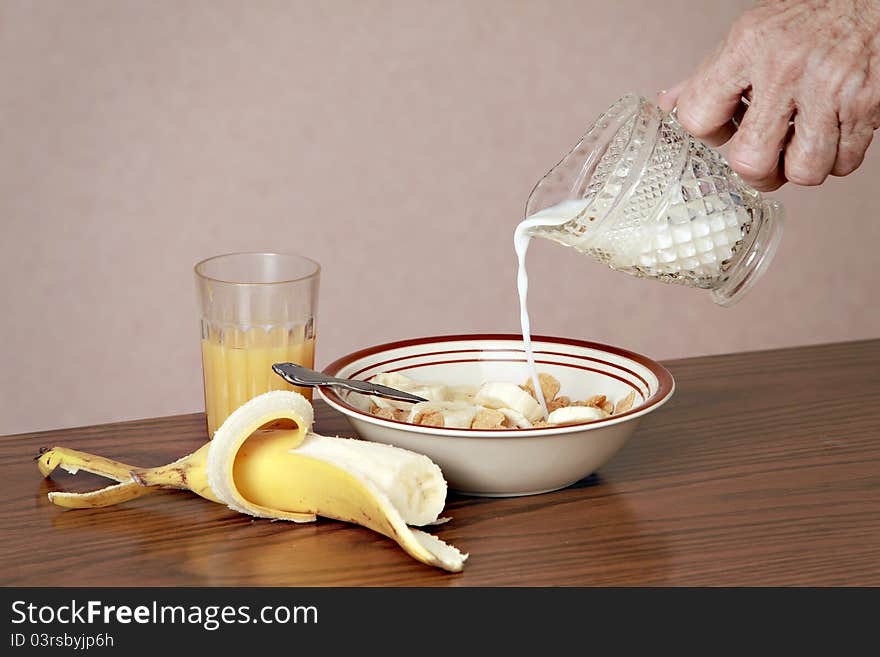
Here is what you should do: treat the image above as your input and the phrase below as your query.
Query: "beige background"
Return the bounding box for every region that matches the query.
[2,0,878,435]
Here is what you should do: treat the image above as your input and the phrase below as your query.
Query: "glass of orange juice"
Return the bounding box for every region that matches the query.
[194,252,320,436]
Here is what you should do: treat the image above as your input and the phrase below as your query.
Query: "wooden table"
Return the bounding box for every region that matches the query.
[2,340,878,586]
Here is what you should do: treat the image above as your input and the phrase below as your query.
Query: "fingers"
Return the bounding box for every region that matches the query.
[783,109,840,185]
[704,100,750,148]
[657,79,687,112]
[698,118,739,147]
[676,85,747,147]
[658,77,745,146]
[673,45,750,146]
[727,91,795,191]
[831,123,874,176]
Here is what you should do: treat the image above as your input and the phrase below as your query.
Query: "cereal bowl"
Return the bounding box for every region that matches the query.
[319,334,674,497]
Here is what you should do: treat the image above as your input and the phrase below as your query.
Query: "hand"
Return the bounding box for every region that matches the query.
[657,0,880,191]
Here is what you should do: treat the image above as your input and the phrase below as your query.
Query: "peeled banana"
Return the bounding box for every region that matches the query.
[36,390,467,572]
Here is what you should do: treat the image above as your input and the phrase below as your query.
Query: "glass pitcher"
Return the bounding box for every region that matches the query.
[525,93,784,306]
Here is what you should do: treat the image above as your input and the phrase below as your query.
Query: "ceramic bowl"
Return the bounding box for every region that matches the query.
[319,334,674,497]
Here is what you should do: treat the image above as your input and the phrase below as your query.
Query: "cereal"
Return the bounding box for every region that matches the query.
[614,391,636,415]
[370,405,396,421]
[367,371,617,430]
[471,408,507,430]
[412,409,445,428]
[547,396,571,413]
[574,394,606,408]
[522,373,561,403]
[369,405,432,423]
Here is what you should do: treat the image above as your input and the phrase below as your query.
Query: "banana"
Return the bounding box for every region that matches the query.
[546,404,607,425]
[36,390,467,572]
[407,400,480,429]
[447,385,479,403]
[367,372,448,411]
[497,407,533,429]
[474,382,544,422]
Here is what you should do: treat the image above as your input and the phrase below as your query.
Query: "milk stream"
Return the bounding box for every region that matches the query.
[514,199,591,418]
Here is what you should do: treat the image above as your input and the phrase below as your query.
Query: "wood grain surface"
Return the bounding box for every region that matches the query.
[2,340,879,586]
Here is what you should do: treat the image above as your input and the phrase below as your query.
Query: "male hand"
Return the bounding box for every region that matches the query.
[658,0,880,191]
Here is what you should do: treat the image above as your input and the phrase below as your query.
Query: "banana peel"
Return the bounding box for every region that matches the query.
[37,390,467,572]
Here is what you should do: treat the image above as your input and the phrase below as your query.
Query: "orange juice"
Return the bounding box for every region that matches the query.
[201,325,316,436]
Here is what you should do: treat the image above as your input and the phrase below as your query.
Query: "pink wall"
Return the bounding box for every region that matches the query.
[2,0,878,434]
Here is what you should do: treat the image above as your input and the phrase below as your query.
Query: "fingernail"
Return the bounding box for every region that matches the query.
[657,90,667,96]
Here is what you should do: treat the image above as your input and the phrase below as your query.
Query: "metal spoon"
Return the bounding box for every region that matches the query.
[272,362,428,404]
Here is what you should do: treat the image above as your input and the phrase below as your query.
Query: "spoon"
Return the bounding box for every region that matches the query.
[272,363,428,404]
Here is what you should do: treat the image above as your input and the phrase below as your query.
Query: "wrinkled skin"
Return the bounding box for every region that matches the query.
[658,0,880,191]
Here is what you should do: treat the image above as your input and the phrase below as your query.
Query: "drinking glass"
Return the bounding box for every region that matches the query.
[195,252,320,436]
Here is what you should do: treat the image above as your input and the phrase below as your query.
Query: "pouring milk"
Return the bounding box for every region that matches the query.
[514,199,591,419]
